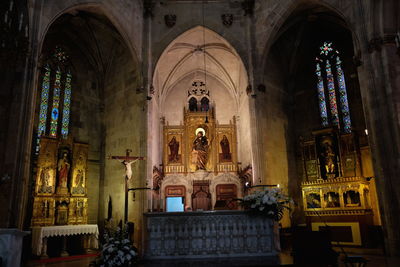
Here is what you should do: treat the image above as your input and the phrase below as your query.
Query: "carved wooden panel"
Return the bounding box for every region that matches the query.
[216,184,238,210]
[165,185,185,197]
[163,126,185,173]
[71,143,88,196]
[192,180,211,211]
[36,137,58,195]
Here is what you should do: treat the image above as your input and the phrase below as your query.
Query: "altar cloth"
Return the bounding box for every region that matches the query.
[31,224,99,256]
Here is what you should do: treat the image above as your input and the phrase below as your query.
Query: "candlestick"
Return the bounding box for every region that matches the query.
[18,14,23,31]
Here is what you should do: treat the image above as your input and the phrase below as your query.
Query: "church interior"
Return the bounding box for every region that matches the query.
[0,0,399,266]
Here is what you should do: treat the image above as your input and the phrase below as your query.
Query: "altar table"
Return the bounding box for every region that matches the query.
[144,211,279,260]
[31,224,99,257]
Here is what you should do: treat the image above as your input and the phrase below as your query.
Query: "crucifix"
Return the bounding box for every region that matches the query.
[108,149,146,223]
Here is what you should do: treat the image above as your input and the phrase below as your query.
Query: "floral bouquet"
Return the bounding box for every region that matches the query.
[97,224,137,267]
[239,188,292,221]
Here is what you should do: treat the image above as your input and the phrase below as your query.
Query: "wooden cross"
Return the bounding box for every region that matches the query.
[108,149,145,223]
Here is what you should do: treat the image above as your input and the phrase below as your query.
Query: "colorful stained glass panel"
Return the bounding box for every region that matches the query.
[49,69,62,137]
[336,56,352,133]
[316,63,329,127]
[36,66,51,153]
[61,73,72,138]
[325,60,339,127]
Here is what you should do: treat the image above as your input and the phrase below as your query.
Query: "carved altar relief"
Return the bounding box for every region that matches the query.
[185,111,216,172]
[71,143,88,196]
[36,138,58,195]
[32,137,89,226]
[159,93,241,211]
[163,126,185,173]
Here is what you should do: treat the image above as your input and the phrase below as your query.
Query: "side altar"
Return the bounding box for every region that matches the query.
[299,128,379,246]
[31,136,89,226]
[30,136,96,256]
[152,85,250,212]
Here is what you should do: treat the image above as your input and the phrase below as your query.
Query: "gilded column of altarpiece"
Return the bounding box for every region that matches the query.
[31,137,88,226]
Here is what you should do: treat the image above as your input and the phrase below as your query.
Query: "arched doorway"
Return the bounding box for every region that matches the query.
[150,26,250,211]
[28,8,146,252]
[258,4,383,247]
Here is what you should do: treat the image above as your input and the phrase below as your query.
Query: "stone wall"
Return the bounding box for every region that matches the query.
[103,45,146,244]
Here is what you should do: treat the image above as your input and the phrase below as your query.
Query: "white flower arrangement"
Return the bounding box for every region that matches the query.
[240,188,292,221]
[97,224,137,267]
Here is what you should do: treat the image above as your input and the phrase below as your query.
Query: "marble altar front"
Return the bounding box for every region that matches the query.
[144,211,279,260]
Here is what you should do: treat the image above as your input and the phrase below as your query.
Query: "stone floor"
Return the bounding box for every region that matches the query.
[24,249,400,267]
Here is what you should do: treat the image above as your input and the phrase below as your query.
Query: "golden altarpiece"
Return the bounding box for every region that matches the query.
[154,84,244,212]
[31,136,89,226]
[299,128,379,246]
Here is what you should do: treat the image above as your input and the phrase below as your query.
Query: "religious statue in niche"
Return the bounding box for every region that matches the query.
[168,136,180,163]
[76,201,84,217]
[324,192,340,208]
[317,135,338,179]
[191,130,209,170]
[344,190,361,207]
[306,193,321,209]
[75,169,84,187]
[38,167,52,193]
[41,200,50,218]
[219,135,232,162]
[56,202,69,225]
[323,143,335,174]
[57,151,70,193]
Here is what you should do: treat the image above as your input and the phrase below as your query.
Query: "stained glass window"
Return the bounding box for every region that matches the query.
[49,69,61,137]
[35,47,72,154]
[325,60,339,127]
[61,73,72,138]
[335,56,351,133]
[36,66,51,153]
[315,62,329,127]
[315,42,351,133]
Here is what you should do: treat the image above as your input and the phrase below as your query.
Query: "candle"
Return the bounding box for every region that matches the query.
[19,13,23,31]
[4,11,8,23]
[9,1,13,11]
[25,25,28,37]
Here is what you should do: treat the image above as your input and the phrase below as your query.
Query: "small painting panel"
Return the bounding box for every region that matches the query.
[71,143,88,196]
[167,134,182,164]
[306,193,321,209]
[324,191,340,208]
[217,133,233,163]
[343,190,361,207]
[36,138,58,195]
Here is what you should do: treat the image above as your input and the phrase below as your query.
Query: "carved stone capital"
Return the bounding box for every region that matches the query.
[143,0,155,18]
[164,14,176,28]
[241,0,255,16]
[221,14,233,27]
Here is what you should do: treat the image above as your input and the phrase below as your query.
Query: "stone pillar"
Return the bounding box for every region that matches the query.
[358,34,400,256]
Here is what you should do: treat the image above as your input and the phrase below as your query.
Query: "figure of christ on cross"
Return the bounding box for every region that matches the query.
[108,149,145,223]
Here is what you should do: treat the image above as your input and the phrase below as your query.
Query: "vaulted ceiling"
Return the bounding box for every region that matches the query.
[154,26,248,105]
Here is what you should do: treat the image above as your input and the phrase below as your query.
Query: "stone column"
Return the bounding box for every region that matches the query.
[357,34,400,256]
